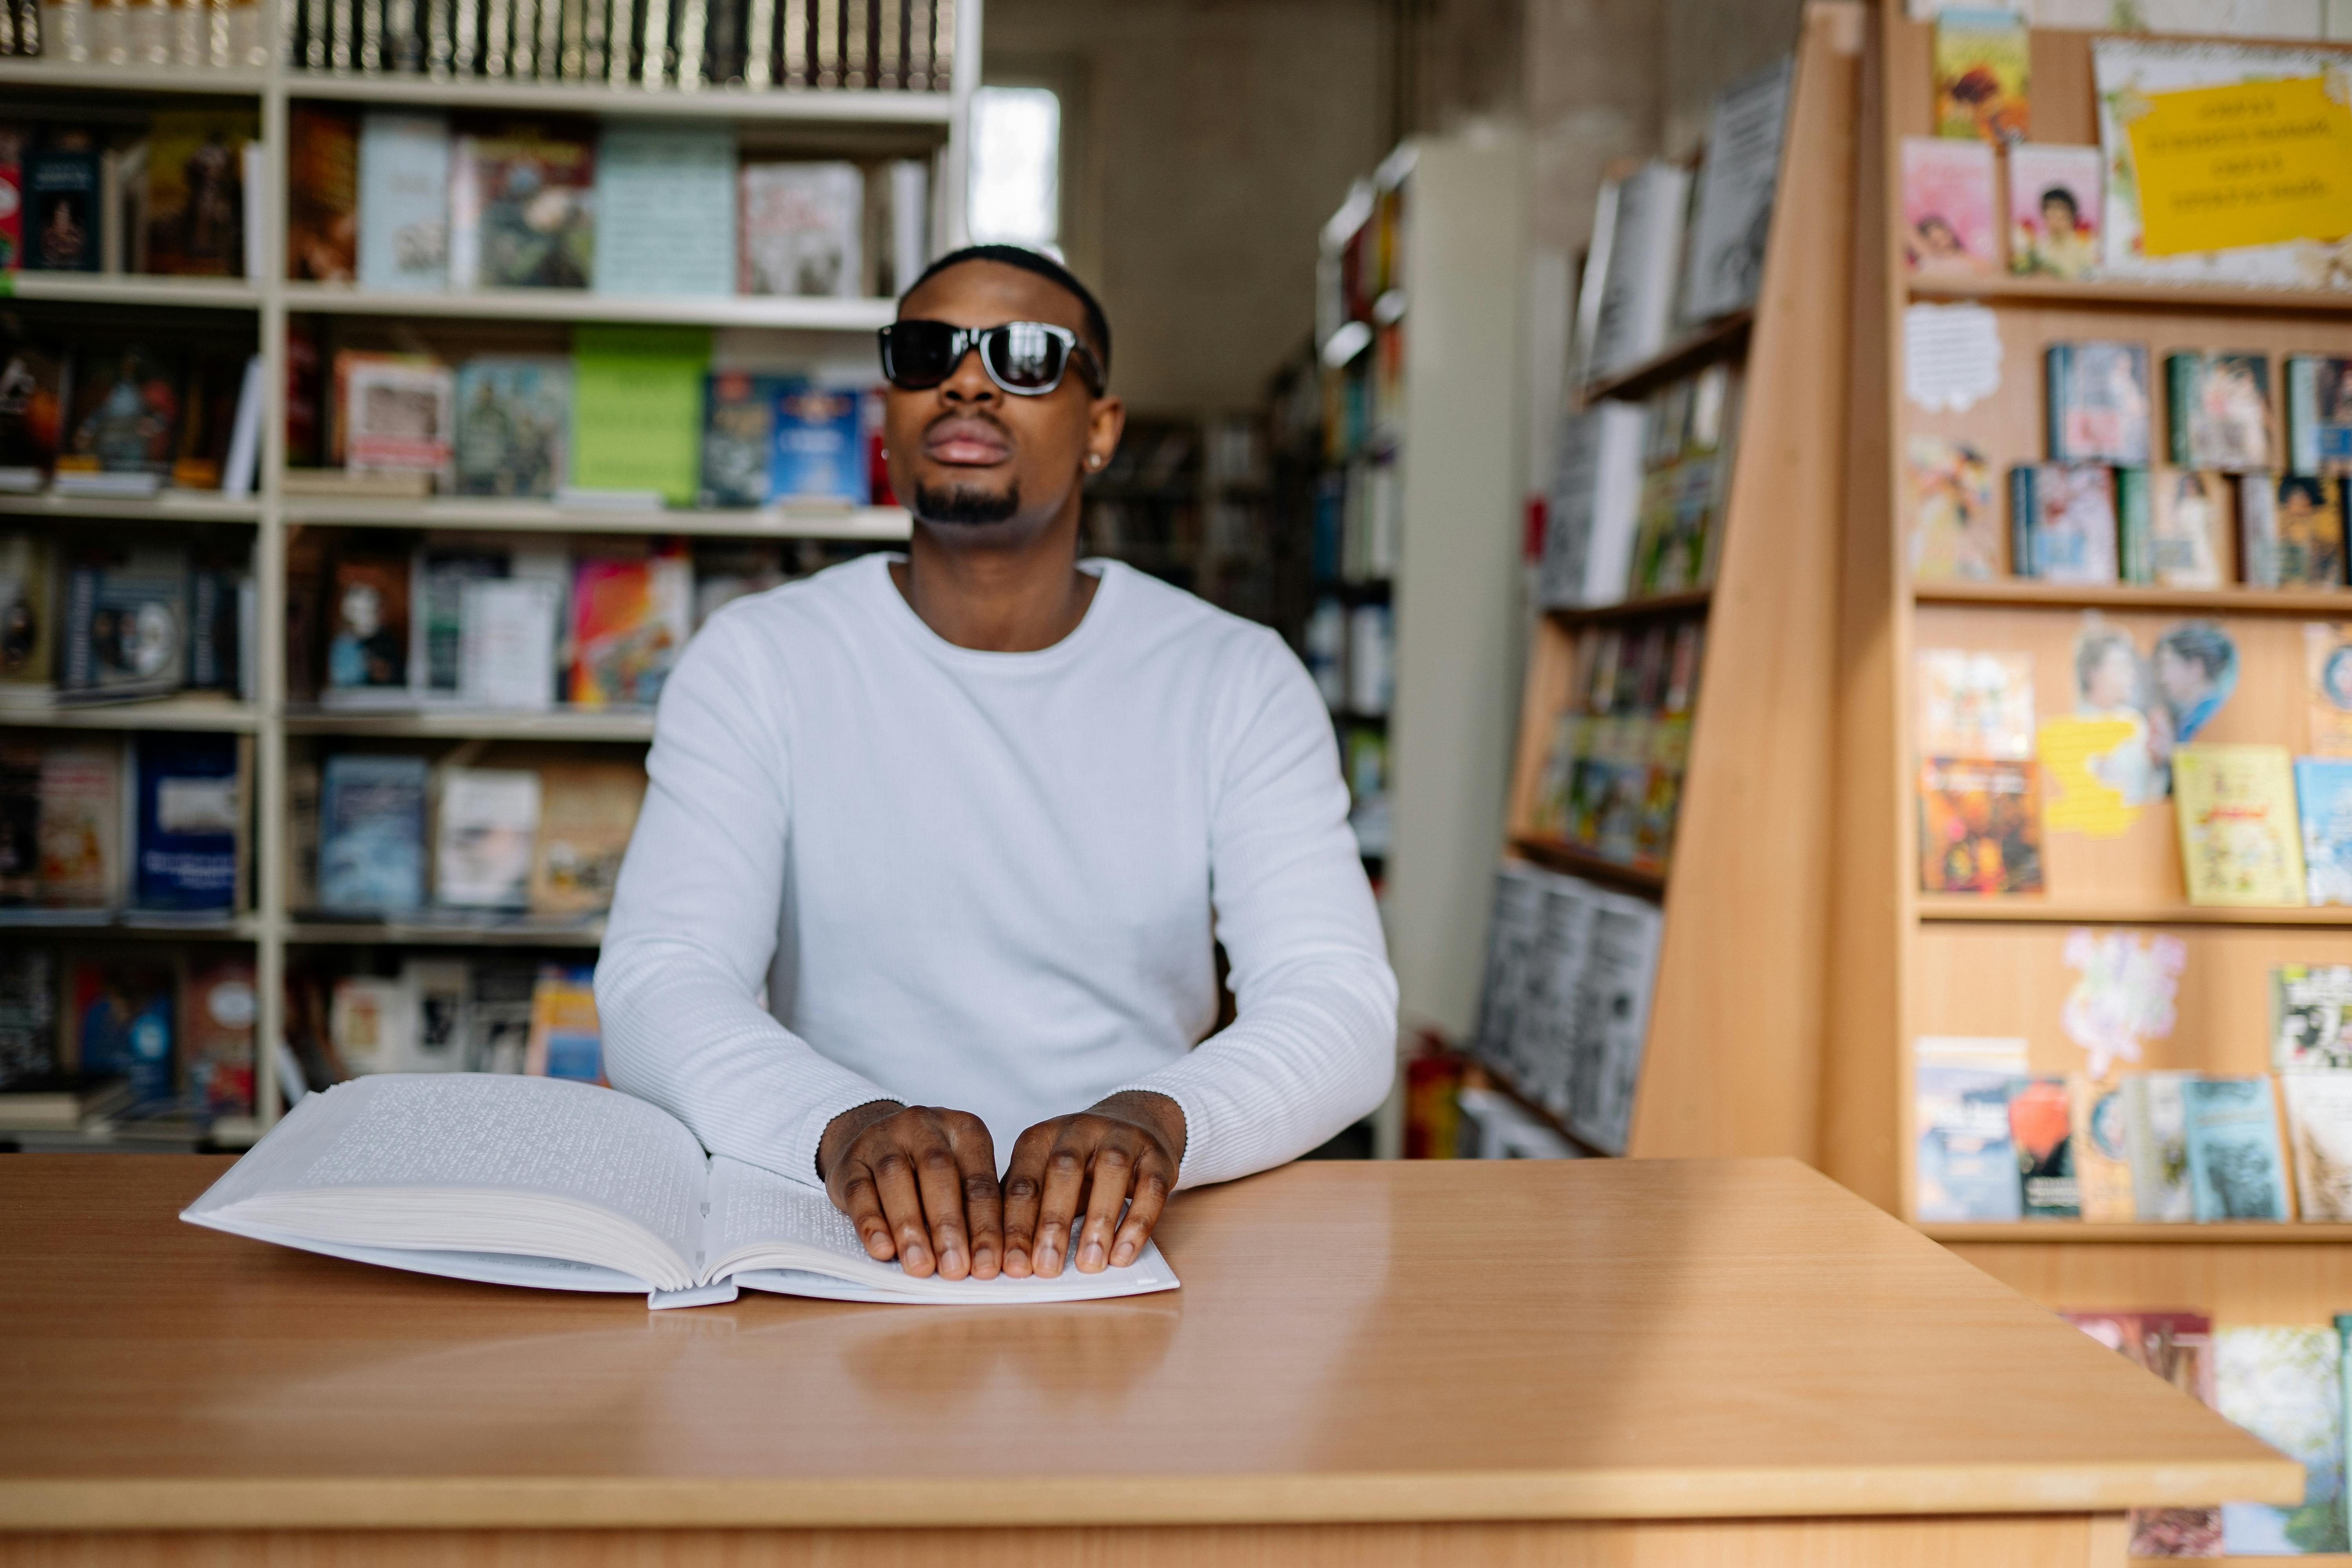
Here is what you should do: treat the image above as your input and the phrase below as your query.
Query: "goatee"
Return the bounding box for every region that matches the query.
[913,481,1021,526]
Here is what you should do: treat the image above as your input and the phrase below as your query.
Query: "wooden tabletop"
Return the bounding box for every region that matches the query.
[0,1154,2296,1531]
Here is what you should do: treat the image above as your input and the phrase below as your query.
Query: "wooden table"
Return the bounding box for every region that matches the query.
[0,1154,2297,1566]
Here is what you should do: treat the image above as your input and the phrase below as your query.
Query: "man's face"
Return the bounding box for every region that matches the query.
[2154,646,2207,707]
[882,260,1122,545]
[2042,196,2076,240]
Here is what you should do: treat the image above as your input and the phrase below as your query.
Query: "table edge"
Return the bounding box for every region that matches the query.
[0,1459,2303,1532]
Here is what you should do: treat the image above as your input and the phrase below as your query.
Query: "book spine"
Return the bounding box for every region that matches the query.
[556,0,579,75]
[811,0,831,84]
[425,0,449,71]
[900,0,924,89]
[2045,345,2069,464]
[2288,355,2317,478]
[779,0,802,83]
[929,0,947,90]
[741,0,768,84]
[2007,464,2035,579]
[2165,351,2195,468]
[63,568,95,690]
[533,0,557,78]
[671,0,701,84]
[872,0,893,87]
[840,0,860,85]
[637,0,666,84]
[2115,466,2152,585]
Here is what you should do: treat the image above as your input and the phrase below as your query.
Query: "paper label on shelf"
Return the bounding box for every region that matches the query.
[2036,716,2143,837]
[1902,303,2002,413]
[2122,71,2352,257]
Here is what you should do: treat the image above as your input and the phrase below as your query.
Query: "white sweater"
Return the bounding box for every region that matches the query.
[595,554,1397,1189]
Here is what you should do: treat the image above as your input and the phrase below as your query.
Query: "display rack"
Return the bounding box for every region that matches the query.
[1483,1,1863,1157]
[0,1,980,1144]
[1822,1,2352,1417]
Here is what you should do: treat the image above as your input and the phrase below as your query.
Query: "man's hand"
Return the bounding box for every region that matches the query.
[1002,1091,1185,1278]
[817,1101,1001,1281]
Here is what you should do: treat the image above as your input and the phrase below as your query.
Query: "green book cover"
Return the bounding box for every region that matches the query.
[2115,467,2153,584]
[2165,352,2197,468]
[568,325,711,506]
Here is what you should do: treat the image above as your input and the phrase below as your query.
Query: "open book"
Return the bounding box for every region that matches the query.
[183,1075,1180,1308]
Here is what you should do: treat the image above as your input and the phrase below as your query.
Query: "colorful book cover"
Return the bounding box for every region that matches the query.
[524,964,601,1082]
[286,106,358,283]
[2272,475,2348,589]
[2007,143,2101,279]
[1906,435,2000,581]
[456,576,560,712]
[2285,1074,2352,1223]
[448,123,595,290]
[61,343,182,476]
[453,356,570,498]
[0,130,22,276]
[1676,58,1792,322]
[2115,466,2155,584]
[2286,355,2352,477]
[1899,137,1997,274]
[592,125,735,298]
[0,532,54,695]
[1915,1035,2025,1221]
[2298,758,2352,906]
[322,553,410,702]
[183,958,255,1118]
[2071,1075,2136,1223]
[770,380,868,504]
[1933,7,2029,145]
[2048,341,2151,466]
[25,145,100,272]
[2216,1325,2347,1553]
[2150,468,2233,590]
[2167,350,2274,472]
[2127,1071,2196,1222]
[528,761,645,915]
[700,371,778,506]
[433,766,539,911]
[1918,757,2043,895]
[356,111,451,291]
[567,552,691,708]
[2067,1310,2223,1554]
[737,161,864,298]
[2276,964,2352,1072]
[2009,1074,2078,1218]
[2308,624,2352,758]
[1917,650,2035,761]
[36,744,122,909]
[568,325,710,505]
[68,959,174,1106]
[316,753,427,913]
[0,341,64,477]
[2027,462,2120,584]
[145,109,256,278]
[60,543,189,700]
[343,356,454,485]
[131,732,238,912]
[2183,1076,2291,1222]
[410,548,504,701]
[2174,744,2306,907]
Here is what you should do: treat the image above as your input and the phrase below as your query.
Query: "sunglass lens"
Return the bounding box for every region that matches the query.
[985,322,1067,390]
[883,321,958,387]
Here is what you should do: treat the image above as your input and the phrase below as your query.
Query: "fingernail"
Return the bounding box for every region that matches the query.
[906,1245,929,1269]
[942,1248,965,1274]
[1080,1242,1105,1270]
[1112,1243,1136,1265]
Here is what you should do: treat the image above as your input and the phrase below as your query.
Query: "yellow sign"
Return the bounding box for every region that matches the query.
[2038,716,2143,838]
[2124,73,2352,256]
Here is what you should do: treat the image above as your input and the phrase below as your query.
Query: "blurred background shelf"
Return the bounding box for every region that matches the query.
[280,73,956,125]
[283,706,656,741]
[0,697,263,733]
[1,273,262,309]
[281,495,914,539]
[278,281,898,330]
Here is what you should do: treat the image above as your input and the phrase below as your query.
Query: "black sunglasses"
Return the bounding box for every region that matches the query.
[878,319,1106,397]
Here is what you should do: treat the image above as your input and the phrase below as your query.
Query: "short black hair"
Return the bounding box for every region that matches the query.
[904,243,1112,376]
[2156,619,2236,681]
[2040,186,2080,220]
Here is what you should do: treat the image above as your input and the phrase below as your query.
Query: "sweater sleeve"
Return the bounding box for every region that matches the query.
[594,611,896,1182]
[1112,635,1399,1188]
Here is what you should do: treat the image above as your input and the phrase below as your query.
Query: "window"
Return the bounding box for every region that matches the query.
[968,85,1062,252]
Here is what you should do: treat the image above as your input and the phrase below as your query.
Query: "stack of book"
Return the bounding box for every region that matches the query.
[0,320,264,502]
[0,731,251,917]
[0,945,255,1125]
[286,958,600,1087]
[1522,615,1704,877]
[0,534,254,709]
[0,1,266,76]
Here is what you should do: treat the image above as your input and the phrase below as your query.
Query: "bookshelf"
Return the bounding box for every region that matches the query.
[1483,0,1864,1158]
[1822,2,2352,1378]
[0,0,980,1146]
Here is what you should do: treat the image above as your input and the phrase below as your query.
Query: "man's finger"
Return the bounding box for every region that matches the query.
[947,1114,1004,1280]
[1073,1137,1135,1273]
[1031,1129,1093,1278]
[835,1158,896,1261]
[910,1114,974,1281]
[1110,1160,1171,1268]
[999,1123,1054,1278]
[867,1136,934,1277]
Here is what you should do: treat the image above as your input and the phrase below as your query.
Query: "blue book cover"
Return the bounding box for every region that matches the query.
[2183,1076,2292,1221]
[2297,756,2352,906]
[1915,1059,2024,1221]
[593,126,735,298]
[769,381,867,505]
[453,356,570,498]
[132,733,238,911]
[699,371,779,506]
[356,112,451,291]
[317,754,427,913]
[71,961,175,1106]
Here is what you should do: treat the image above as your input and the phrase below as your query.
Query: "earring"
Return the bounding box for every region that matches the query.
[1087,454,1103,470]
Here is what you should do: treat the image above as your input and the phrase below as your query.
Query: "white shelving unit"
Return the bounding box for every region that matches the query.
[0,5,980,1142]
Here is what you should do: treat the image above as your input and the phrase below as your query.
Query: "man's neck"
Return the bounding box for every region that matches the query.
[890,518,1099,653]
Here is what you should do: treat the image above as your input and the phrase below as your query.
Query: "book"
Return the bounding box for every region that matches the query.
[0,131,21,274]
[1538,402,1645,609]
[1518,877,1594,1120]
[25,144,100,272]
[569,324,709,506]
[343,356,454,487]
[2071,1076,2136,1223]
[737,161,863,298]
[2275,964,2352,1072]
[1915,1036,2025,1222]
[61,343,181,477]
[2299,757,2352,906]
[448,122,595,290]
[2047,342,2151,466]
[1470,862,1547,1087]
[0,339,63,483]
[2285,1074,2352,1224]
[316,753,427,913]
[2174,744,2305,907]
[2270,476,2348,590]
[592,125,734,298]
[322,552,411,704]
[2216,1325,2347,1554]
[183,958,255,1118]
[67,958,175,1107]
[1905,435,1999,581]
[0,746,34,902]
[2010,462,2118,584]
[36,744,122,909]
[524,964,600,1081]
[409,547,504,702]
[2006,143,2100,279]
[1898,137,1996,275]
[403,959,470,1074]
[1585,160,1691,379]
[132,732,239,911]
[329,975,411,1076]
[568,551,690,707]
[2183,1075,2291,1222]
[1563,889,1661,1156]
[2114,467,2156,584]
[1932,7,2028,144]
[183,1074,1180,1307]
[2126,1071,2196,1223]
[457,577,560,711]
[770,380,867,504]
[1677,56,1791,323]
[1917,757,2042,894]
[0,532,54,701]
[2008,1074,2077,1218]
[1916,649,2034,761]
[2067,1310,2224,1556]
[2286,355,2352,477]
[144,109,255,277]
[434,766,539,910]
[357,112,451,291]
[453,356,570,497]
[286,106,358,283]
[0,1074,134,1133]
[529,760,644,915]
[2149,468,2233,590]
[2167,352,2274,472]
[60,543,188,701]
[701,370,779,507]
[2309,624,2352,758]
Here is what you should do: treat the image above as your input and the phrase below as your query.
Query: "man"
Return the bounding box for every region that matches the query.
[598,245,1396,1285]
[2151,620,2237,746]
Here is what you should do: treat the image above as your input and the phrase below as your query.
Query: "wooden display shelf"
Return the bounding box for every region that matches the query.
[0,912,263,939]
[281,72,956,125]
[1507,835,1668,896]
[0,490,261,523]
[284,918,605,948]
[283,705,654,742]
[1908,270,2352,315]
[280,280,895,331]
[1918,898,2352,927]
[0,59,266,93]
[1547,589,1712,626]
[1916,579,2352,616]
[0,696,261,733]
[282,494,913,539]
[1579,310,1753,406]
[1925,1222,2352,1243]
[0,273,261,309]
